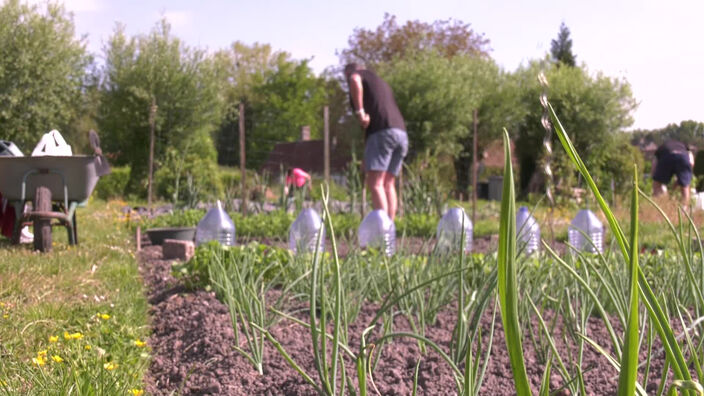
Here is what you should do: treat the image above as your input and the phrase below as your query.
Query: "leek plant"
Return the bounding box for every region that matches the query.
[207,244,304,375]
[547,103,702,395]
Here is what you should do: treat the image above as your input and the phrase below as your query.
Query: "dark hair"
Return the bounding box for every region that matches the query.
[344,63,363,76]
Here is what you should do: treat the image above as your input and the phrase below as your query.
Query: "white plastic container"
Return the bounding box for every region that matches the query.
[358,209,395,256]
[436,207,473,254]
[516,206,540,255]
[568,209,603,253]
[195,200,236,246]
[289,208,325,254]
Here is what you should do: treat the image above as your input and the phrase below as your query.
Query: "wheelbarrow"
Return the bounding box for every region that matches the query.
[0,155,101,251]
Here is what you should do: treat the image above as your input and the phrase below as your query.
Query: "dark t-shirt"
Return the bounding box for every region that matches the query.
[351,69,406,138]
[655,140,688,160]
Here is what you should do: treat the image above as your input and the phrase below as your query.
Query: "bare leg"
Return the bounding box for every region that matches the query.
[653,181,667,197]
[680,184,691,208]
[366,171,387,214]
[383,172,397,220]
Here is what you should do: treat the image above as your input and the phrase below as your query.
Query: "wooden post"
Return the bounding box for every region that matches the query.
[239,103,247,216]
[324,106,330,186]
[472,109,478,225]
[398,167,403,217]
[361,171,366,218]
[136,226,141,251]
[147,98,157,209]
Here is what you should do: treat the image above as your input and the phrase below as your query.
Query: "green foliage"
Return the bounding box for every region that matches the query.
[155,135,222,207]
[214,43,329,169]
[513,60,637,196]
[98,20,224,196]
[230,211,293,239]
[550,22,577,67]
[0,201,149,395]
[174,241,292,290]
[632,120,704,151]
[591,133,645,195]
[401,151,452,215]
[140,209,205,230]
[0,0,91,149]
[93,166,130,200]
[380,50,521,193]
[380,52,497,159]
[396,213,437,238]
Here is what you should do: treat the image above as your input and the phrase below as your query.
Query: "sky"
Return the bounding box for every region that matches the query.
[36,0,704,130]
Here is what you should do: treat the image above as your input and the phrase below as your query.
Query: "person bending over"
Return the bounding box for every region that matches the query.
[652,139,694,206]
[345,63,408,220]
[285,167,312,197]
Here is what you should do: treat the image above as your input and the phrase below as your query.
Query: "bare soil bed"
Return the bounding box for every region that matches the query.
[140,236,666,395]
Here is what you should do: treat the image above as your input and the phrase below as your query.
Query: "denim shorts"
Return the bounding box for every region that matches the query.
[653,152,692,186]
[364,128,408,176]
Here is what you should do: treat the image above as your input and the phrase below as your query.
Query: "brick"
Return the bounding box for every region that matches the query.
[162,239,195,261]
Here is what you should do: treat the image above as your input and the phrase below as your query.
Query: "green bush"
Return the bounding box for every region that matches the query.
[396,213,438,238]
[155,133,222,207]
[93,166,130,200]
[140,209,205,230]
[230,210,293,239]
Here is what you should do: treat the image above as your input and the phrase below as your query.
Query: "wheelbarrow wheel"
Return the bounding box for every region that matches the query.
[33,186,52,252]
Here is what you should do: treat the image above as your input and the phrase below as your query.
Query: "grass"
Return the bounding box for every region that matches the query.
[0,199,149,395]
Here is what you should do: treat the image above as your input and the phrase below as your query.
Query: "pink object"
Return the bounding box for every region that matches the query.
[286,168,310,188]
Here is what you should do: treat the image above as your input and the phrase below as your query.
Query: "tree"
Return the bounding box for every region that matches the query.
[212,42,289,166]
[513,59,637,196]
[632,120,704,149]
[0,0,90,150]
[98,21,224,197]
[550,22,577,67]
[340,13,491,68]
[379,51,520,192]
[214,43,329,169]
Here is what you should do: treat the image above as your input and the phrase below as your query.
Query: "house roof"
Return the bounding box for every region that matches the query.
[260,140,351,175]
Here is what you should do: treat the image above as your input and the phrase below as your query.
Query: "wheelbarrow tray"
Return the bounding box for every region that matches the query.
[0,156,99,202]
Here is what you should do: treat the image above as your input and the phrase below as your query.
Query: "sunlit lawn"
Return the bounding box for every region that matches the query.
[0,199,149,395]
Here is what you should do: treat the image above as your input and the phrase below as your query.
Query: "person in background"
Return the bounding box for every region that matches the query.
[345,62,408,220]
[285,167,312,197]
[652,139,694,206]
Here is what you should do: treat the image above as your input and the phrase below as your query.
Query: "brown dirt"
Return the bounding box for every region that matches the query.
[140,237,666,395]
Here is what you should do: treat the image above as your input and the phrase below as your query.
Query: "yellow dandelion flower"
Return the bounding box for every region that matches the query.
[69,332,84,340]
[128,389,144,396]
[63,331,70,340]
[84,345,92,351]
[133,339,146,348]
[99,313,110,320]
[48,335,59,343]
[103,362,118,371]
[32,356,46,367]
[2,314,8,319]
[51,355,63,363]
[37,350,47,357]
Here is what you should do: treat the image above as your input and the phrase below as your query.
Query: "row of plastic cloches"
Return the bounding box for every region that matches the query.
[509,207,604,255]
[193,201,605,256]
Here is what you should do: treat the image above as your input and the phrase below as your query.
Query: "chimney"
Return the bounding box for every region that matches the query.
[300,125,310,141]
